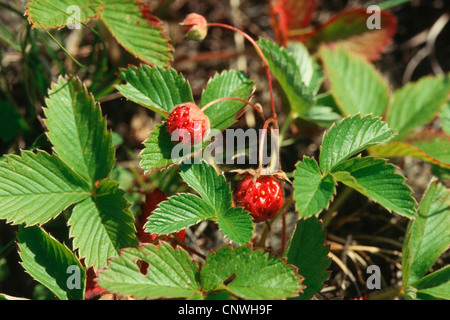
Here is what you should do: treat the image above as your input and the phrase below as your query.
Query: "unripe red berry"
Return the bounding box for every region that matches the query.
[234,174,284,222]
[166,103,210,145]
[180,13,208,41]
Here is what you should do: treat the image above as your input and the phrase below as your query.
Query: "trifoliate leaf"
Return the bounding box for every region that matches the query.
[146,161,253,244]
[200,246,304,299]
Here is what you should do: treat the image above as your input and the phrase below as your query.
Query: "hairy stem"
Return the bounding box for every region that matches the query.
[207,22,278,125]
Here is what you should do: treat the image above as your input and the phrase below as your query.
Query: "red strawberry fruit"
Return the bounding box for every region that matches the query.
[138,189,186,244]
[234,174,284,222]
[166,103,210,145]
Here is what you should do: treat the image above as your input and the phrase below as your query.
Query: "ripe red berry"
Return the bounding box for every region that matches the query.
[166,103,210,145]
[234,174,284,222]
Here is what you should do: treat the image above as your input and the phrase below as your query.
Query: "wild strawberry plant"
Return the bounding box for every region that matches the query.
[0,0,449,301]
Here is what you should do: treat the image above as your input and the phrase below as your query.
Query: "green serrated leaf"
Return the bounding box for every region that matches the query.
[402,180,450,285]
[319,114,396,174]
[69,179,138,269]
[332,156,416,218]
[216,207,253,245]
[200,246,304,299]
[0,151,90,225]
[180,162,253,243]
[285,217,331,300]
[286,41,324,94]
[146,193,215,234]
[139,124,180,173]
[44,76,115,186]
[26,0,103,29]
[201,70,254,131]
[320,47,390,117]
[386,74,450,140]
[115,65,194,116]
[369,133,450,169]
[417,288,448,300]
[139,124,214,174]
[180,161,229,212]
[138,70,253,173]
[409,133,450,165]
[18,225,85,300]
[293,157,336,217]
[413,266,450,300]
[302,106,342,128]
[98,242,201,299]
[258,39,315,116]
[147,161,253,244]
[100,0,173,66]
[369,142,449,169]
[179,162,252,243]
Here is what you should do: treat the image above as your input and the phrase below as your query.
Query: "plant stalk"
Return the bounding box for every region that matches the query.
[207,22,278,126]
[368,286,403,300]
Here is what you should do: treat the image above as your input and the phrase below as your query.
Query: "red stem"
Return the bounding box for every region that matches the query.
[201,96,265,122]
[207,22,278,126]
